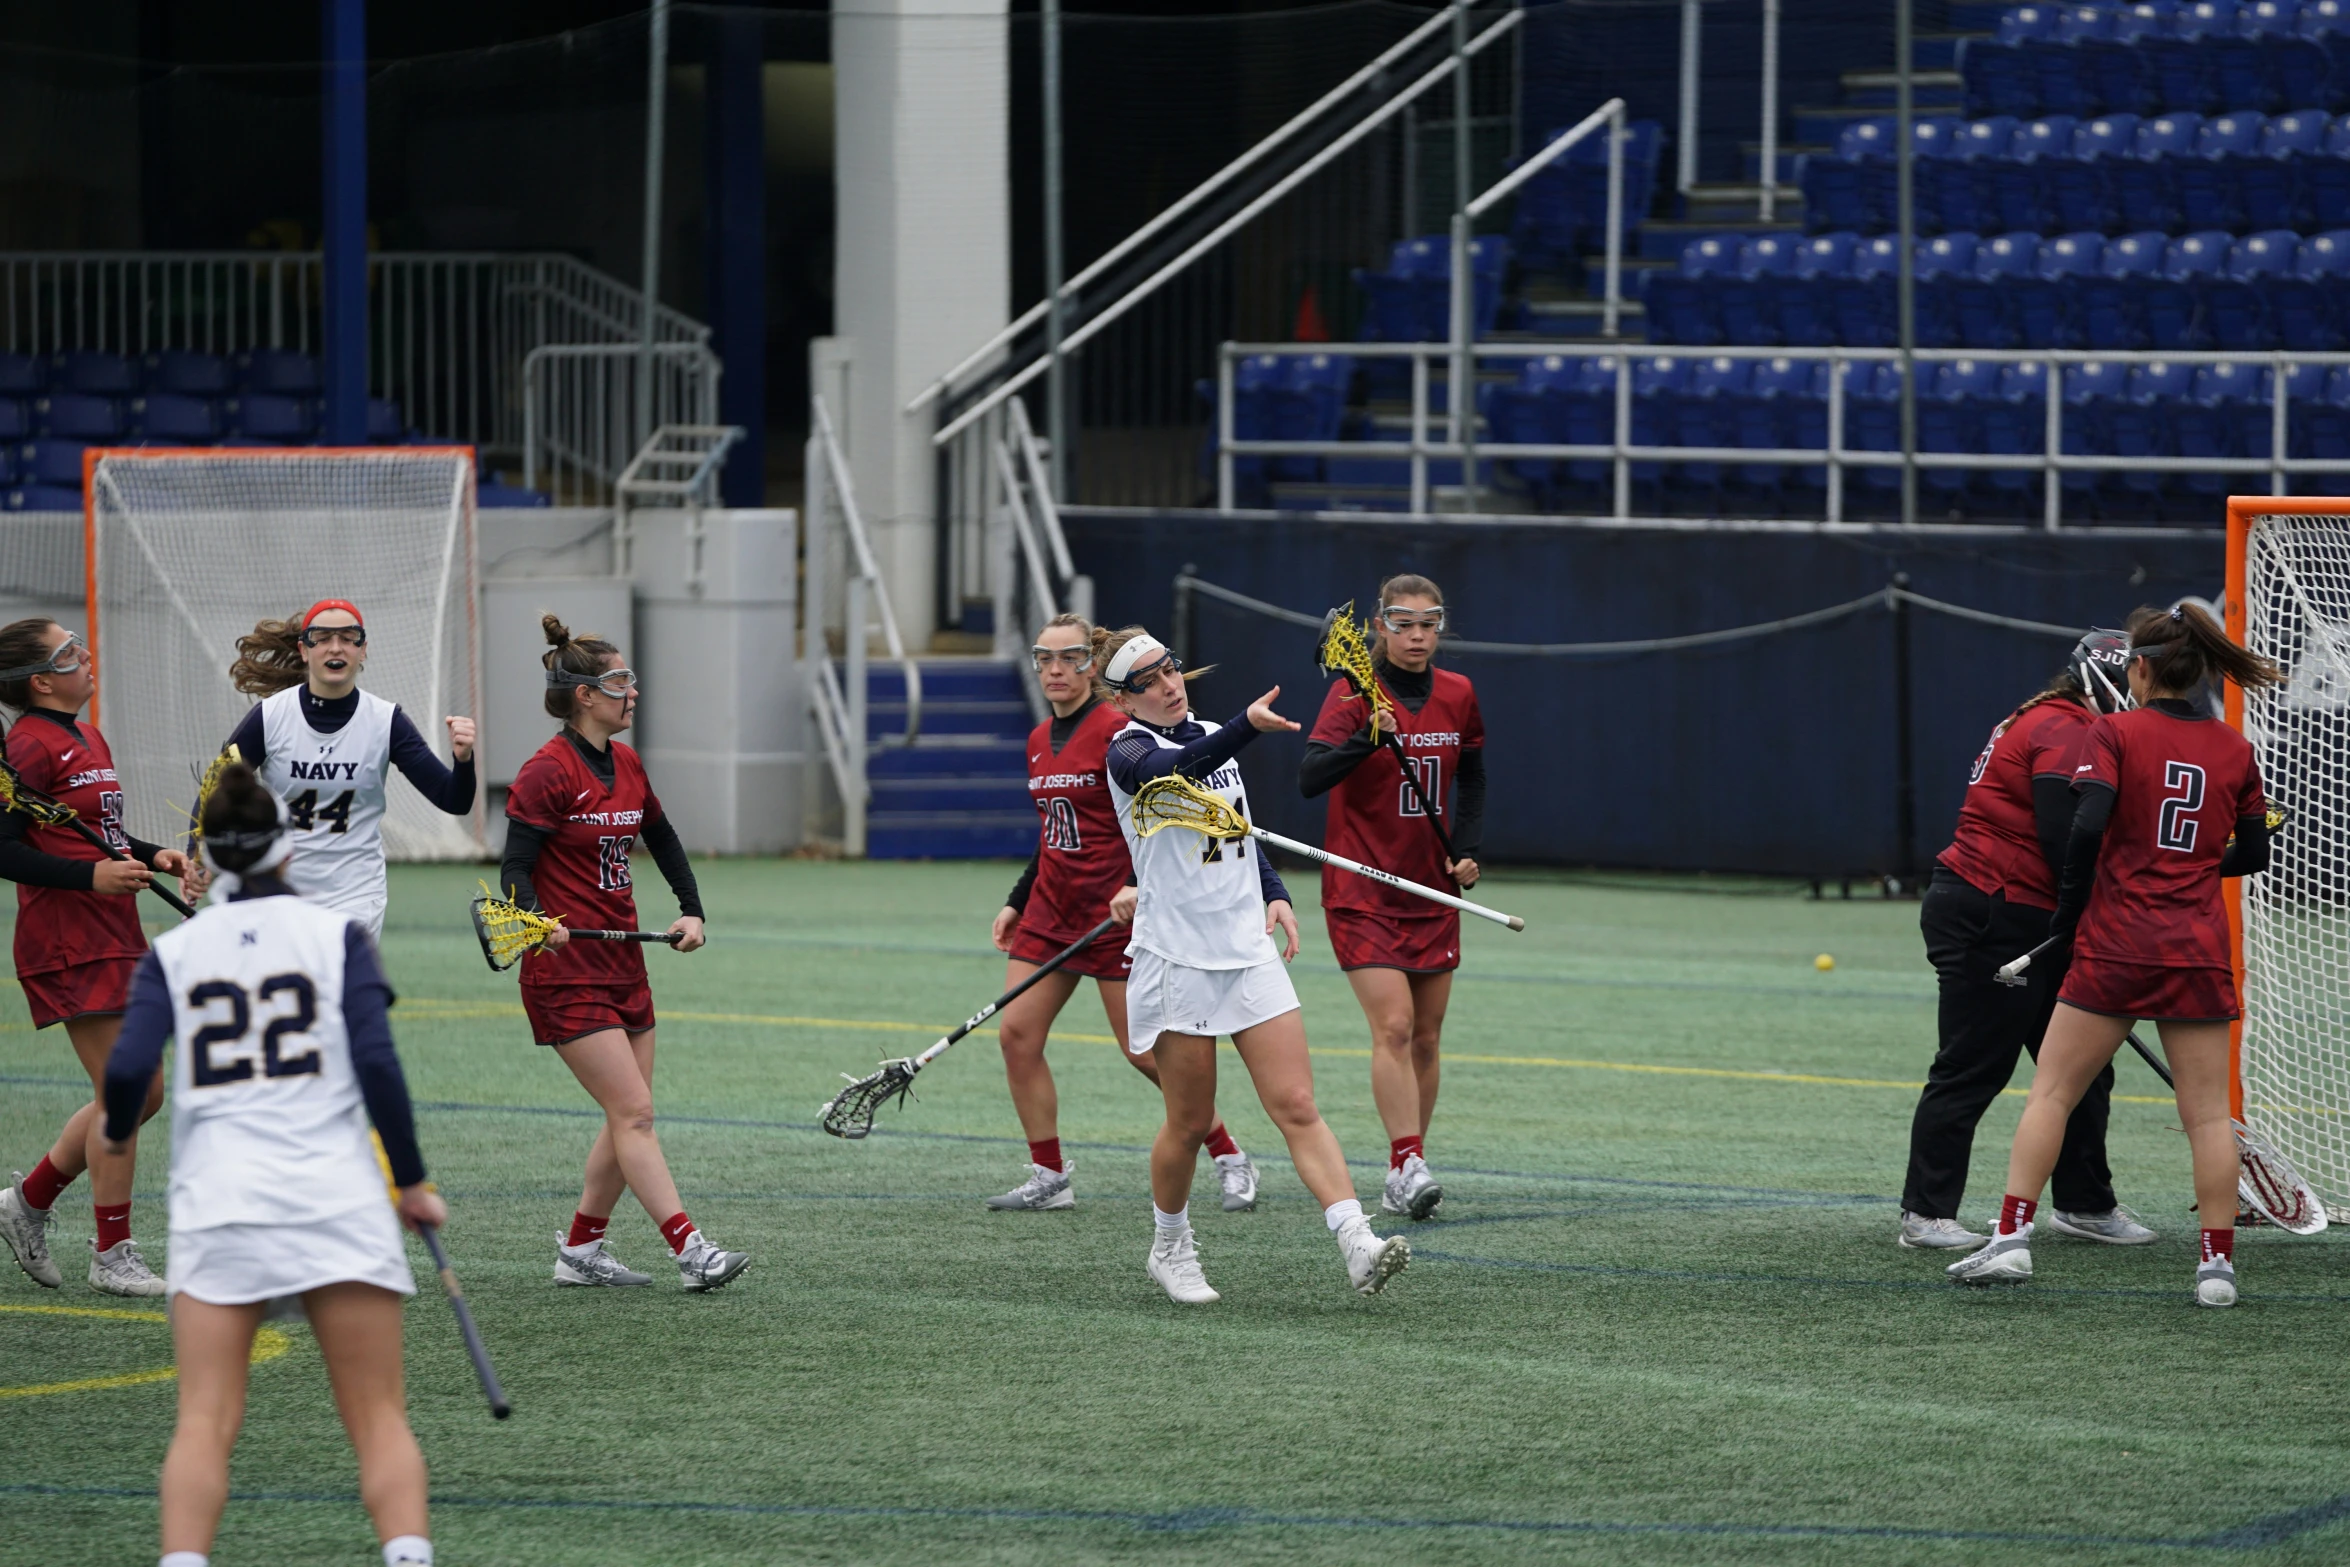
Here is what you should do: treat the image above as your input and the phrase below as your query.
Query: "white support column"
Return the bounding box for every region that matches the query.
[833,0,1010,650]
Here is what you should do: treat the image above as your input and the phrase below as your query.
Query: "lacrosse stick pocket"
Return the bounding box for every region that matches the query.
[820,1058,919,1139]
[471,881,564,971]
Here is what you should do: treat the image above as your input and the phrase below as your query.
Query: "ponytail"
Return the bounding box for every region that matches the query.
[229,615,309,696]
[0,618,57,710]
[541,612,622,720]
[2124,601,2283,697]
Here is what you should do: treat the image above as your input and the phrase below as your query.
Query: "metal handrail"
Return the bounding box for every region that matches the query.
[934,4,1523,448]
[521,341,721,503]
[812,394,922,746]
[1007,398,1076,583]
[1215,340,2350,527]
[907,0,1496,417]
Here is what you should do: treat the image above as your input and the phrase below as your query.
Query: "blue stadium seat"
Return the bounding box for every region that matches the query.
[2302,113,2350,225]
[367,397,406,443]
[35,394,123,441]
[1916,232,1981,347]
[2026,9,2110,118]
[1715,234,1799,345]
[476,482,551,509]
[2042,114,2138,231]
[1990,116,2076,231]
[225,394,317,443]
[16,440,87,487]
[2289,358,2350,467]
[2177,110,2266,229]
[2203,229,2298,346]
[1667,355,1752,498]
[2147,1,2241,114]
[1510,119,1662,269]
[1938,117,2017,234]
[1964,6,2061,117]
[0,355,40,398]
[236,349,323,396]
[2111,113,2200,231]
[0,400,27,441]
[1777,232,1854,345]
[2256,7,2341,112]
[1916,361,1986,505]
[2149,228,2233,345]
[53,352,138,397]
[1643,237,1739,346]
[2270,225,2350,343]
[2089,3,2173,116]
[131,394,220,443]
[2199,360,2287,474]
[2132,360,2233,504]
[2020,231,2103,344]
[2081,229,2169,345]
[1831,235,1905,345]
[2233,107,2329,228]
[7,484,84,513]
[1956,231,2041,346]
[144,350,232,397]
[1905,117,1967,237]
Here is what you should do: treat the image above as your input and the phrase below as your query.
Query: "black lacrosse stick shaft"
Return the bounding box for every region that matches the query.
[2125,1031,2174,1088]
[0,759,196,919]
[418,1222,510,1419]
[1380,730,1458,867]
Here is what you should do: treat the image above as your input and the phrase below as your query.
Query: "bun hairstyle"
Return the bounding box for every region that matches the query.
[199,762,284,873]
[2124,601,2283,697]
[541,612,623,720]
[230,616,312,696]
[1089,623,1213,704]
[0,618,58,710]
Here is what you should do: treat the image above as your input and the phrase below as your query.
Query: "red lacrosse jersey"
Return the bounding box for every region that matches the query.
[5,711,146,977]
[505,733,665,988]
[1936,699,2097,910]
[2071,706,2264,973]
[1020,702,1135,947]
[1310,668,1484,918]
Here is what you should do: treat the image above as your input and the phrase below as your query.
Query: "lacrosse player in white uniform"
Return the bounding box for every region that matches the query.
[1099,627,1410,1304]
[103,762,440,1567]
[216,599,476,938]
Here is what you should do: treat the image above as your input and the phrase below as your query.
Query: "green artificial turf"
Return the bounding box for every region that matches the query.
[3,860,2347,1566]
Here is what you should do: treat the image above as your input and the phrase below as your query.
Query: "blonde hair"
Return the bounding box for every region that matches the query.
[1089,623,1213,704]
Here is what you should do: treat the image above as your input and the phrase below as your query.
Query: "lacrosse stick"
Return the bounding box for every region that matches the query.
[418,1223,512,1419]
[1997,801,2291,987]
[1132,774,1524,931]
[469,881,682,972]
[0,752,195,918]
[2125,1031,2327,1235]
[821,915,1122,1139]
[1316,603,1458,868]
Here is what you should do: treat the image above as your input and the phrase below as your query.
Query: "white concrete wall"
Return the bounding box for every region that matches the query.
[832,0,1010,649]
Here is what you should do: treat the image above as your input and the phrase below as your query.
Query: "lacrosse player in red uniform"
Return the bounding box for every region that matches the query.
[1301,574,1484,1221]
[500,615,746,1294]
[1951,604,2279,1307]
[1897,628,2154,1252]
[0,618,194,1297]
[986,613,1257,1214]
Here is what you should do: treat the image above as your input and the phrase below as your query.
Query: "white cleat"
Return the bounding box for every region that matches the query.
[1340,1218,1411,1296]
[0,1176,61,1288]
[2195,1257,2238,1308]
[1214,1151,1259,1212]
[1898,1211,1988,1250]
[88,1238,166,1298]
[986,1161,1075,1211]
[1946,1227,2033,1286]
[553,1236,654,1287]
[2048,1206,2158,1245]
[676,1232,750,1293]
[1381,1155,1443,1221]
[1147,1226,1220,1304]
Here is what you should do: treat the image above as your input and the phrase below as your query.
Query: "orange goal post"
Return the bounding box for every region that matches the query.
[80,445,484,859]
[2226,496,2350,1209]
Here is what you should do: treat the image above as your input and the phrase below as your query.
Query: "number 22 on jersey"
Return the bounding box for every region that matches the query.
[187,973,322,1086]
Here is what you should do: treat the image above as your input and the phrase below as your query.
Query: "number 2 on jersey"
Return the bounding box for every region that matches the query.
[286,788,355,834]
[2158,761,2206,852]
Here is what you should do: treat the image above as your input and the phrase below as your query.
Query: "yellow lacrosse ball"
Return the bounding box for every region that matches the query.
[1814,953,1835,971]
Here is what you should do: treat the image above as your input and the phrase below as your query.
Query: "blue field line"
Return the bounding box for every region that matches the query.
[4,1479,2344,1551]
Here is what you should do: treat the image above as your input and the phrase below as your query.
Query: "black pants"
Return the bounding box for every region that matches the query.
[1902,867,2116,1218]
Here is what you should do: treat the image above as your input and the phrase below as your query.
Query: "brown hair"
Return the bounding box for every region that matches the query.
[2004,667,2094,729]
[1038,611,1093,644]
[200,761,282,872]
[1088,623,1211,704]
[230,616,310,696]
[0,618,59,711]
[2125,601,2282,697]
[1373,572,1446,667]
[541,612,624,720]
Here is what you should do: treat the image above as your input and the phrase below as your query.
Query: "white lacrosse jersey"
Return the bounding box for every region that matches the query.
[1108,718,1280,971]
[152,894,385,1233]
[255,685,394,923]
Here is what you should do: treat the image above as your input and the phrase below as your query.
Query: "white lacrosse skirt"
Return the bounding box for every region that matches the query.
[1125,949,1301,1055]
[169,1202,415,1318]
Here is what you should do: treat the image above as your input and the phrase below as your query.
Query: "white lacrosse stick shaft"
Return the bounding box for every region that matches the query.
[1241,823,1525,931]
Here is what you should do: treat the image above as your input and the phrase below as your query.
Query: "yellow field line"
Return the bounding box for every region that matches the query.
[0,1304,291,1400]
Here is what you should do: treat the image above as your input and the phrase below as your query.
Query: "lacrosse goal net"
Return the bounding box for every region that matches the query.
[84,446,483,857]
[2230,497,2350,1211]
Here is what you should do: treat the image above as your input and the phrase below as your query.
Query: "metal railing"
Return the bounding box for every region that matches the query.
[1214,342,2350,527]
[805,394,922,858]
[523,342,722,506]
[1676,0,1785,214]
[0,251,707,463]
[989,399,1093,720]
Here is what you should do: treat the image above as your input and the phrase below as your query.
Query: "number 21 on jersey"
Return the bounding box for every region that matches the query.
[1399,756,1442,818]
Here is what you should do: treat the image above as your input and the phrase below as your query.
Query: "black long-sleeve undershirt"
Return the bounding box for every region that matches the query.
[2048,780,2269,945]
[1297,664,1487,859]
[2030,773,2078,886]
[1104,711,1290,906]
[498,733,703,921]
[0,709,170,888]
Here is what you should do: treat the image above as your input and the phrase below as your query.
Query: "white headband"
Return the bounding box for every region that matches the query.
[1104,633,1170,686]
[199,791,294,902]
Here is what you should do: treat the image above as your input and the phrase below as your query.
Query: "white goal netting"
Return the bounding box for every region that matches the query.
[2238,507,2350,1211]
[88,449,482,859]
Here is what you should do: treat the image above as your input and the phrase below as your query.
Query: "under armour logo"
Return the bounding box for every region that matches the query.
[240,930,258,946]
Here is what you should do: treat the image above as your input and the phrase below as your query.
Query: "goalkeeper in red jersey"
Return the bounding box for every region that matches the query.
[985,614,1256,1214]
[1300,574,1484,1221]
[1950,603,2280,1307]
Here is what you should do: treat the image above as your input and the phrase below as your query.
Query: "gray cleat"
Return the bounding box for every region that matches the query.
[553,1236,654,1287]
[1946,1226,2033,1286]
[1340,1218,1411,1296]
[1213,1151,1258,1212]
[1899,1211,1988,1250]
[0,1175,61,1288]
[2195,1256,2238,1308]
[1381,1155,1443,1221]
[88,1238,166,1298]
[2048,1206,2158,1245]
[986,1161,1075,1211]
[676,1232,750,1293]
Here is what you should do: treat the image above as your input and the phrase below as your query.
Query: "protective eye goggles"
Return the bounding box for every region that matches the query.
[1111,650,1184,694]
[1030,645,1095,672]
[0,631,87,681]
[299,624,367,649]
[547,666,638,699]
[1377,607,1447,634]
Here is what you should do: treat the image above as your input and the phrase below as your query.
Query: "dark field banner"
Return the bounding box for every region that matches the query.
[1059,511,2224,879]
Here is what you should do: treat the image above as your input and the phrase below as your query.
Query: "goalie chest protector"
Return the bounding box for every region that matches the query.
[1107,717,1279,972]
[256,686,395,916]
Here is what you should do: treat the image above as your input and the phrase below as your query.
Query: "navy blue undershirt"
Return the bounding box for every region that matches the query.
[224,687,476,815]
[1104,710,1291,906]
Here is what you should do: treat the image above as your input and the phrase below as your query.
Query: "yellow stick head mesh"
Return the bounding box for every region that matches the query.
[1131,774,1250,840]
[184,746,241,847]
[0,754,78,828]
[470,879,564,971]
[1315,601,1392,742]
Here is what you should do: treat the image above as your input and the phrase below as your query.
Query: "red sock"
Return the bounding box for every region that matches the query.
[2202,1227,2235,1263]
[1027,1138,1065,1174]
[1997,1194,2037,1236]
[566,1211,610,1249]
[93,1202,131,1252]
[19,1154,71,1211]
[658,1211,697,1255]
[1201,1124,1239,1159]
[1391,1135,1424,1171]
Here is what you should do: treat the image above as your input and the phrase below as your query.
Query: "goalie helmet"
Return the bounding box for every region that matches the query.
[2070,627,2132,714]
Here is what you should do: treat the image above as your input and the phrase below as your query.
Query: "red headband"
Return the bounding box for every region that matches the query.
[301,599,363,630]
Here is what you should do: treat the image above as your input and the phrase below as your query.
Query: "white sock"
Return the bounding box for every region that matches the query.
[1323,1197,1364,1233]
[383,1535,432,1567]
[1153,1204,1189,1235]
[160,1553,208,1567]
